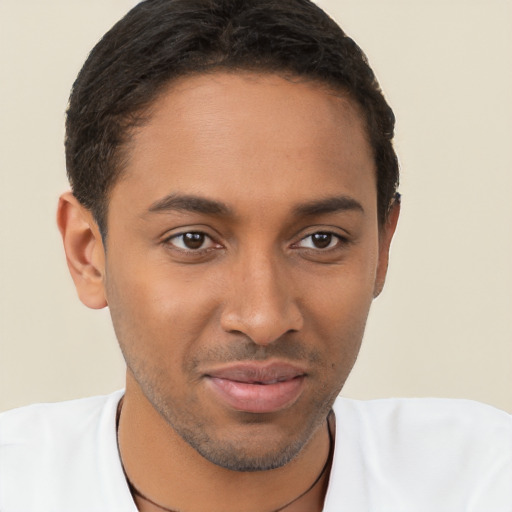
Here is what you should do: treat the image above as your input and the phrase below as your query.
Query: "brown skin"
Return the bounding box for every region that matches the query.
[58,72,399,512]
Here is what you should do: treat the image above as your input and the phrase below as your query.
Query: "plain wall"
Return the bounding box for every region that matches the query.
[1,0,511,413]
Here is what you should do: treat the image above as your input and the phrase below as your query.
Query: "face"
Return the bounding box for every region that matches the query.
[103,72,392,471]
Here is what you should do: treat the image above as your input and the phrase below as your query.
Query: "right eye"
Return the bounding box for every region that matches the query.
[295,231,347,251]
[165,232,218,252]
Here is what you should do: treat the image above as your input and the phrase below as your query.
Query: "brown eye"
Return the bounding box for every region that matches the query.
[311,233,333,249]
[297,232,339,250]
[183,232,206,249]
[167,232,217,251]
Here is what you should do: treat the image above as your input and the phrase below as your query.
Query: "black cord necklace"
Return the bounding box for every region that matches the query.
[117,401,334,512]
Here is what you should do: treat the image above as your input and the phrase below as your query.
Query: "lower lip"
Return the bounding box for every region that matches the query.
[206,376,305,414]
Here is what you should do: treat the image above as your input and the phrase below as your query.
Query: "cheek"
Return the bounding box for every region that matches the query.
[300,245,379,364]
[105,256,222,363]
[303,240,379,317]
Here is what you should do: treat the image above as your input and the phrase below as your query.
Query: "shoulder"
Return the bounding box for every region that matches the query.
[0,391,124,461]
[325,397,512,511]
[0,390,124,438]
[0,390,134,512]
[332,396,512,465]
[333,395,512,434]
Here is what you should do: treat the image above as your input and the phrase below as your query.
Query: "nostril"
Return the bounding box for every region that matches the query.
[220,307,303,346]
[220,267,303,343]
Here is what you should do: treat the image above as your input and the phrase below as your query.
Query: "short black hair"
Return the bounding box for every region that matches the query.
[65,0,399,236]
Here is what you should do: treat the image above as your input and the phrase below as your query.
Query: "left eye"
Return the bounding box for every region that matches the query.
[297,232,341,250]
[167,232,217,251]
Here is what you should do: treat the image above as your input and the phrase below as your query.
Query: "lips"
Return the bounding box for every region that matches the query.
[205,362,306,414]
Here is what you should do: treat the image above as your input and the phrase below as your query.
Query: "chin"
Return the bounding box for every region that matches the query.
[183,429,309,472]
[167,404,331,473]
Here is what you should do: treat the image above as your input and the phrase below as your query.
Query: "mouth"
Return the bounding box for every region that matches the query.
[204,362,306,414]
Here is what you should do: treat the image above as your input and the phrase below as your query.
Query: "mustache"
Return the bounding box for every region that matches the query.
[187,336,321,369]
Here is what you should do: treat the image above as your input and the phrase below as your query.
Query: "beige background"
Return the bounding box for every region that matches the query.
[1,0,511,413]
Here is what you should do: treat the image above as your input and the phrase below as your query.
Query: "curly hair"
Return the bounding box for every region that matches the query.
[65,0,399,236]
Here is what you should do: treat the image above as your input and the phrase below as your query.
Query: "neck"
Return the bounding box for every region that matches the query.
[117,380,334,512]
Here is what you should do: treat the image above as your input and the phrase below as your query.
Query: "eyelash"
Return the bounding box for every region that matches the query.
[295,232,348,251]
[163,230,349,255]
[164,232,221,254]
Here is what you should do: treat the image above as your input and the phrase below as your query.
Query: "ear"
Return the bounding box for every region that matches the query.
[57,191,107,309]
[373,199,400,298]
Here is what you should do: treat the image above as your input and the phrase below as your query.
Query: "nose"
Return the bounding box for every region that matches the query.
[220,252,304,345]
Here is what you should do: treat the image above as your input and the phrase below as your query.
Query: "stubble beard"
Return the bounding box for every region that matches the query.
[147,382,337,472]
[124,349,339,472]
[112,310,354,472]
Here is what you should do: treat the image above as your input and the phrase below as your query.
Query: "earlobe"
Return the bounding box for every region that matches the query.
[57,191,108,309]
[373,199,400,298]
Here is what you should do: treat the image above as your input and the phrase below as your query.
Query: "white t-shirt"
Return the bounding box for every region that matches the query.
[0,390,511,511]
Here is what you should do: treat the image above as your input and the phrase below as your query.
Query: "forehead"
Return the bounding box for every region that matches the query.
[111,71,376,222]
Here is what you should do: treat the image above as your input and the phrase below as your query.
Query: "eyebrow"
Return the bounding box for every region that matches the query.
[146,193,364,218]
[147,194,233,216]
[293,196,365,217]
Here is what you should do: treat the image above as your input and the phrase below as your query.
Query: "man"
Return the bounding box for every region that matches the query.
[0,0,510,511]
